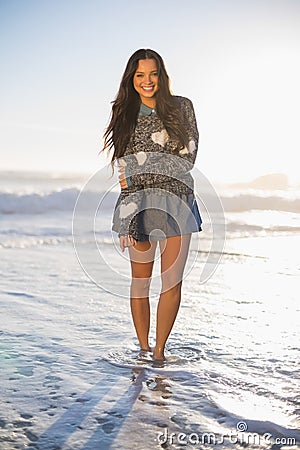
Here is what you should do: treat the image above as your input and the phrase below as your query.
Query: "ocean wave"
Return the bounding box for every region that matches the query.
[1,189,300,215]
[220,193,300,213]
[225,222,300,234]
[0,189,116,214]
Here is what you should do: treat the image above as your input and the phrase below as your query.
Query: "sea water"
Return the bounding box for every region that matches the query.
[0,170,299,449]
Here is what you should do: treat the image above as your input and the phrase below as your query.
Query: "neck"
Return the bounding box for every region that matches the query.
[141,98,156,108]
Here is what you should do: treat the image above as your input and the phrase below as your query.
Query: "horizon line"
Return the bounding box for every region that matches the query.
[1,168,299,188]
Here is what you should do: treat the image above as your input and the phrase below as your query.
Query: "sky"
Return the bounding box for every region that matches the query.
[0,0,300,184]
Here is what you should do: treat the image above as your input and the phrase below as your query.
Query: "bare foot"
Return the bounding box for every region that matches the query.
[152,348,166,361]
[140,346,152,352]
[139,347,153,360]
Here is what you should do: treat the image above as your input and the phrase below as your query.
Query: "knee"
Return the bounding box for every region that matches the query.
[161,273,183,293]
[131,275,152,297]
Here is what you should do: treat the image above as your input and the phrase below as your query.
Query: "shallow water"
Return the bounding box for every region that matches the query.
[1,172,299,449]
[1,240,299,449]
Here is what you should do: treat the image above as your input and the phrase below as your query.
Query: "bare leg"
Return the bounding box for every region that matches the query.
[128,240,157,351]
[153,234,191,360]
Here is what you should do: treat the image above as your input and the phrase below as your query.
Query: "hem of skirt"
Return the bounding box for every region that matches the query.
[124,226,202,242]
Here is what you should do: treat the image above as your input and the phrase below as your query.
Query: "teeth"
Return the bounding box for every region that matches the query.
[143,87,153,91]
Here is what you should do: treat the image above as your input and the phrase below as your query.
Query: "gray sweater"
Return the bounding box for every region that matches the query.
[113,96,199,238]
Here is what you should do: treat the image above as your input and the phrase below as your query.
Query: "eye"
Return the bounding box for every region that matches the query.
[151,72,158,76]
[136,74,143,78]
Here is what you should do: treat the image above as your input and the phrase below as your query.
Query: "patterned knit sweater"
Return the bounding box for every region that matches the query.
[113,95,199,238]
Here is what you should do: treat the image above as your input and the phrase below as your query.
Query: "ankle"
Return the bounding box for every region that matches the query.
[153,346,165,360]
[140,344,152,352]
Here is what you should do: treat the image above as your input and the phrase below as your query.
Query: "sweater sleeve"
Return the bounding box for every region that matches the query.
[124,97,199,188]
[114,188,143,239]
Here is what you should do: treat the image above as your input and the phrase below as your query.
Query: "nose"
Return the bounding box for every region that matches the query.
[145,74,152,84]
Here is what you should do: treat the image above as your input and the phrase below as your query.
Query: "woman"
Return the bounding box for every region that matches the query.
[103,49,202,361]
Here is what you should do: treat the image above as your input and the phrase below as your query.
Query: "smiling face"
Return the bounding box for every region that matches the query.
[133,58,159,107]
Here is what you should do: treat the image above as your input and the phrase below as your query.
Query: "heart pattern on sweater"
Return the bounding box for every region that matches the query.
[119,202,138,219]
[151,129,169,147]
[188,140,196,153]
[135,151,147,166]
[179,139,196,155]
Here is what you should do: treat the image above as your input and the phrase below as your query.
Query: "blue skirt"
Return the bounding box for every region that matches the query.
[112,190,202,242]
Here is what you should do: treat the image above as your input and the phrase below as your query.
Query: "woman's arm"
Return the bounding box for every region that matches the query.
[114,185,142,241]
[121,97,199,188]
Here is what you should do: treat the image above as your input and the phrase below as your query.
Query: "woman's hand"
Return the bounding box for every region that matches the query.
[118,166,129,189]
[119,235,137,252]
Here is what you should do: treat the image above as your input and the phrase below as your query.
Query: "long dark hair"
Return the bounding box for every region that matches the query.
[102,49,189,169]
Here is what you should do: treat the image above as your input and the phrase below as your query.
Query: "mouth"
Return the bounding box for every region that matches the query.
[142,86,155,92]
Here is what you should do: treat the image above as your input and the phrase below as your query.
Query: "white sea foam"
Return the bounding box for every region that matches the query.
[0,188,300,215]
[0,189,116,214]
[220,192,300,213]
